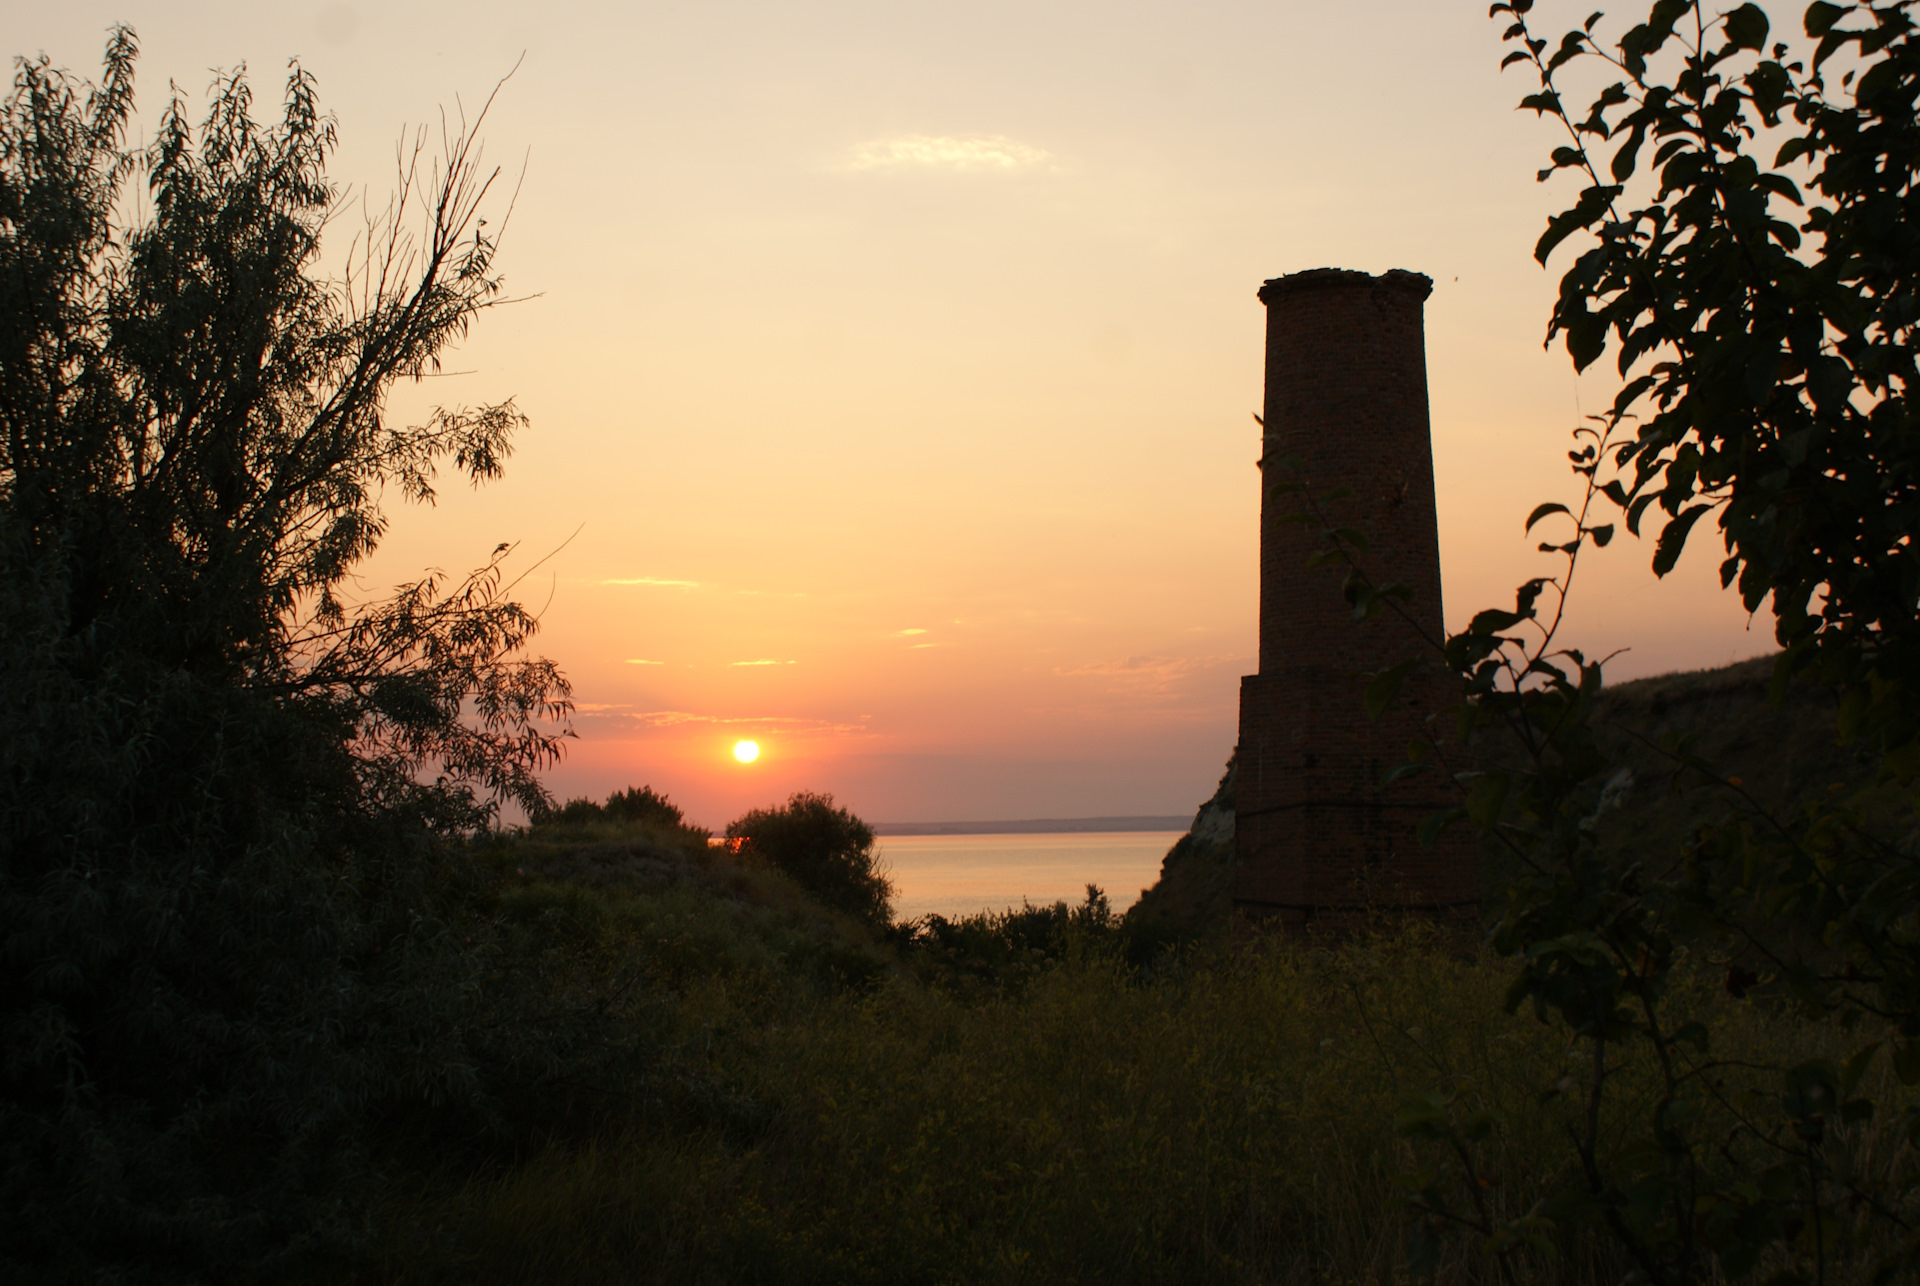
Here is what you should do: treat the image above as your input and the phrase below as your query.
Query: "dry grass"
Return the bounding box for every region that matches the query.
[376,914,1896,1285]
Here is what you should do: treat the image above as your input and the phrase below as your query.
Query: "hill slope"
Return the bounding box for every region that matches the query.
[1124,654,1877,940]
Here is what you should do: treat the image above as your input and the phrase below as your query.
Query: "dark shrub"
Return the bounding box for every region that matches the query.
[725,793,892,927]
[538,797,611,826]
[604,786,683,828]
[532,785,686,831]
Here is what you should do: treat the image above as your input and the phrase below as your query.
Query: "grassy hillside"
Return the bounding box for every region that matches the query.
[1126,653,1878,941]
[1125,754,1236,947]
[470,810,897,999]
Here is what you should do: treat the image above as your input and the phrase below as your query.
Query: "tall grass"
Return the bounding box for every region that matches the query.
[376,912,1888,1286]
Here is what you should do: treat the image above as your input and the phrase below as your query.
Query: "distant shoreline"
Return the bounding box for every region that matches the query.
[872,816,1189,837]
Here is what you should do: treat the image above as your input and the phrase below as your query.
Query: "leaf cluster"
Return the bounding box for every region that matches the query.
[1498,0,1920,758]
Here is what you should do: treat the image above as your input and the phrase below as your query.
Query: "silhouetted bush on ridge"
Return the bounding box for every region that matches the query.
[725,791,893,928]
[533,784,685,831]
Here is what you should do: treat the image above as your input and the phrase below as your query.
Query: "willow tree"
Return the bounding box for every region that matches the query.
[0,30,571,1279]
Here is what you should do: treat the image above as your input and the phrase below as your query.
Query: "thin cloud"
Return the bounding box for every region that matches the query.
[623,710,713,728]
[624,658,665,666]
[731,659,797,667]
[619,710,868,735]
[846,134,1052,172]
[896,628,927,636]
[1056,654,1245,698]
[602,576,700,588]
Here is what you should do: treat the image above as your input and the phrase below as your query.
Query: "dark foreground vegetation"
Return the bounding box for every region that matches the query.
[357,727,1902,1285]
[6,4,1920,1282]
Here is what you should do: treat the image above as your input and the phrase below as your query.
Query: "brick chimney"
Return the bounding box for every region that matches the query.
[1233,268,1480,926]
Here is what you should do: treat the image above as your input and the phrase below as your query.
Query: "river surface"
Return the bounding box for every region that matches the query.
[878,831,1183,922]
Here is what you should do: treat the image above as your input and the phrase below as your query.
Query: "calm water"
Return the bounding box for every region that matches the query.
[878,832,1183,922]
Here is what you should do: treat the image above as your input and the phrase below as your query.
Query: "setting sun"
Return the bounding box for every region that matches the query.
[732,740,760,764]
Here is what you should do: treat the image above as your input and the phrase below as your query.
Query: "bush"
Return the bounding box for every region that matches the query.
[534,785,687,831]
[725,792,893,928]
[604,786,685,828]
[890,885,1126,995]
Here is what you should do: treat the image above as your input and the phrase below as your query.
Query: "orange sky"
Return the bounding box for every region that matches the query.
[14,1,1783,827]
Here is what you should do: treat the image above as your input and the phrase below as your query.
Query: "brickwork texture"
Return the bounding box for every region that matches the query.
[1233,268,1480,925]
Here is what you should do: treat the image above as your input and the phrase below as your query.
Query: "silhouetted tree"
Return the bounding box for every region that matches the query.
[0,29,569,1280]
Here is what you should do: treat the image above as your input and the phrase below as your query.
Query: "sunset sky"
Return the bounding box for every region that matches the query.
[13,0,1782,828]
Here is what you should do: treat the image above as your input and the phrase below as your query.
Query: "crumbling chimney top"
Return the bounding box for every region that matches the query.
[1256,267,1433,305]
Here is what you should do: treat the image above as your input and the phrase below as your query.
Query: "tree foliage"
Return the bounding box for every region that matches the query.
[0,31,572,1280]
[1514,0,1920,756]
[1343,5,1920,1283]
[534,784,688,830]
[726,792,894,928]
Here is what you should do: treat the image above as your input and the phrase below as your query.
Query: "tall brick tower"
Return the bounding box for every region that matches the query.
[1233,268,1479,925]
